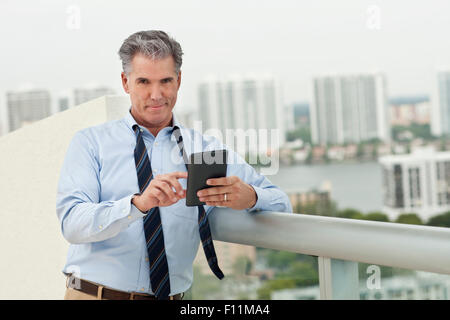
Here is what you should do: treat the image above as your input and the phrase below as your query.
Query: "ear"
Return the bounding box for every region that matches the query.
[121,72,129,94]
[177,70,182,90]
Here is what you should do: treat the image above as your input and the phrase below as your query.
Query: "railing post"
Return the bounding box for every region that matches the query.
[318,257,360,300]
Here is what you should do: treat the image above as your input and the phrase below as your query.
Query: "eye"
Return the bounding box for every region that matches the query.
[161,78,172,84]
[138,79,148,84]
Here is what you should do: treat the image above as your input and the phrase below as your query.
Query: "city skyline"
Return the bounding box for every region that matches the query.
[1,1,450,112]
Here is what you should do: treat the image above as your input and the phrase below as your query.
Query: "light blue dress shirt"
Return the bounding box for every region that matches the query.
[56,108,292,296]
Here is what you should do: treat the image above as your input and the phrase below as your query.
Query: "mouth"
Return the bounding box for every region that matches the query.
[147,103,166,110]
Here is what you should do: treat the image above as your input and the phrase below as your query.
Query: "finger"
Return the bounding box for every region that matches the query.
[207,176,239,186]
[150,187,169,204]
[197,186,230,198]
[158,175,185,197]
[200,193,233,202]
[205,201,228,207]
[153,180,178,202]
[169,171,188,180]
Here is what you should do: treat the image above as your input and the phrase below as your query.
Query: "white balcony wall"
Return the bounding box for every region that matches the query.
[0,95,130,299]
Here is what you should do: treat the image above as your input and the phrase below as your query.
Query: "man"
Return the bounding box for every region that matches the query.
[56,30,292,300]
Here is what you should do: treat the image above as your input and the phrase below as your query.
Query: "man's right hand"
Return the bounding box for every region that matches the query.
[132,171,188,212]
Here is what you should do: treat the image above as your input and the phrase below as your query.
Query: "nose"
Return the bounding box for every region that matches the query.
[150,84,163,101]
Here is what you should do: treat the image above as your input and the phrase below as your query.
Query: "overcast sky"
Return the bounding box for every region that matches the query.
[1,0,450,111]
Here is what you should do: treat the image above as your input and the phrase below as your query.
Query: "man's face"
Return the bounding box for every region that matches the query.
[121,53,181,132]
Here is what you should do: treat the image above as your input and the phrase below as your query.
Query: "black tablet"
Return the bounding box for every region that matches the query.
[186,149,228,207]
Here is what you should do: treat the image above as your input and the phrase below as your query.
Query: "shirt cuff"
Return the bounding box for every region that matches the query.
[129,193,148,219]
[246,185,267,213]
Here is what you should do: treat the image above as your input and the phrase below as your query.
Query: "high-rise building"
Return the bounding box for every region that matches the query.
[6,89,52,133]
[310,73,390,146]
[198,75,286,154]
[379,146,450,221]
[389,95,430,127]
[73,86,116,106]
[431,71,450,137]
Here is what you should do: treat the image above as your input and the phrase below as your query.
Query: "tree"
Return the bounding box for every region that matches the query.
[266,251,297,270]
[257,278,297,299]
[337,208,365,220]
[356,143,364,159]
[297,199,338,217]
[232,256,253,277]
[427,211,450,228]
[364,212,390,222]
[395,213,423,225]
[276,261,319,287]
[392,123,434,142]
[286,127,311,143]
[186,265,223,300]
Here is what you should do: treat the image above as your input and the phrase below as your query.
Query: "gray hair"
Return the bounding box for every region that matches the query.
[118,30,183,76]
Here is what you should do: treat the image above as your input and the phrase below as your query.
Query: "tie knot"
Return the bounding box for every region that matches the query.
[133,125,144,135]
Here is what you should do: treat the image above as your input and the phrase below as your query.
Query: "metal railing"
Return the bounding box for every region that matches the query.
[208,208,450,299]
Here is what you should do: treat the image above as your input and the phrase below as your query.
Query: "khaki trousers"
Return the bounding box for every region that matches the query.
[64,287,105,300]
[64,277,109,300]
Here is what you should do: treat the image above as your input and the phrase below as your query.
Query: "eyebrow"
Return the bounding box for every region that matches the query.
[135,77,174,83]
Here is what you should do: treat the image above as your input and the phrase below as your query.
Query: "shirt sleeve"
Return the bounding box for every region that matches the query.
[56,131,145,244]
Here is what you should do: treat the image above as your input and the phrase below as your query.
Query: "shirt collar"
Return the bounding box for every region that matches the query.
[123,107,183,139]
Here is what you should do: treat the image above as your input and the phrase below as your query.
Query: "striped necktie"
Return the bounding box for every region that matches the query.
[133,125,171,300]
[172,126,224,280]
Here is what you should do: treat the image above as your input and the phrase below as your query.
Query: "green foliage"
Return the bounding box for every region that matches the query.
[186,265,223,300]
[296,199,338,217]
[266,251,298,270]
[232,256,253,276]
[286,126,311,143]
[245,152,272,167]
[337,208,365,220]
[257,278,297,299]
[363,212,390,222]
[392,123,434,141]
[356,143,364,159]
[276,261,319,287]
[358,263,415,280]
[257,249,319,299]
[305,148,313,164]
[427,211,450,228]
[395,213,423,225]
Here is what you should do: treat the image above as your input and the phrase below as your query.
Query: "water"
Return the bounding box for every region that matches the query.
[267,161,383,213]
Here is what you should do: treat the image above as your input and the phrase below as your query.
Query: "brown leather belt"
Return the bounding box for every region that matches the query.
[66,275,183,300]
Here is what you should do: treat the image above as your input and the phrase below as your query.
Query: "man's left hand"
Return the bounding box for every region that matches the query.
[197,176,257,210]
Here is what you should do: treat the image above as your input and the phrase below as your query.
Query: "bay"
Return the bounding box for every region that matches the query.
[267,161,383,213]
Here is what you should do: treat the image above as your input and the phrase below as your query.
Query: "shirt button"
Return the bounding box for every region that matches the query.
[140,129,143,132]
[145,257,149,262]
[153,169,158,173]
[99,225,103,229]
[155,142,158,146]
[128,215,132,220]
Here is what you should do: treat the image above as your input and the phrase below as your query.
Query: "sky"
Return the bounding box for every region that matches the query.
[1,0,450,112]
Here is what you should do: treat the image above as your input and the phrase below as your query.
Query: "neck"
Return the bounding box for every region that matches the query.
[130,109,173,137]
[148,116,173,137]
